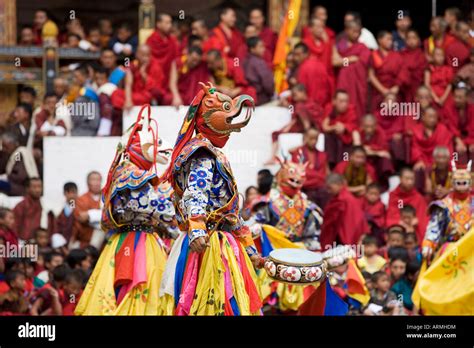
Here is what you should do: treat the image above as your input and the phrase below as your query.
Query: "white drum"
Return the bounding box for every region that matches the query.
[264,248,327,284]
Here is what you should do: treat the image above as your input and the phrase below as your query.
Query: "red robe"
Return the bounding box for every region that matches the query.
[259,27,277,67]
[303,34,335,93]
[301,26,335,41]
[370,50,408,111]
[362,197,386,229]
[145,31,179,85]
[400,47,428,102]
[72,192,100,248]
[336,40,371,119]
[176,58,211,105]
[323,103,358,144]
[442,101,474,144]
[386,185,428,241]
[411,122,453,166]
[429,64,454,99]
[208,25,245,59]
[296,57,332,108]
[13,196,42,241]
[111,58,165,108]
[320,187,368,248]
[445,38,470,72]
[374,108,405,140]
[290,145,327,190]
[359,126,389,151]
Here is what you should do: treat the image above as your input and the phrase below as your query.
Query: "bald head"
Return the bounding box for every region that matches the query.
[136,44,151,65]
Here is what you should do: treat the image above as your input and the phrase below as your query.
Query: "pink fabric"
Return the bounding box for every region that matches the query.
[116,233,148,304]
[224,232,243,272]
[175,252,199,316]
[221,239,234,302]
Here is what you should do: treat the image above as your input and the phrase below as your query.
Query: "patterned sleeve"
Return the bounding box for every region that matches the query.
[182,153,215,241]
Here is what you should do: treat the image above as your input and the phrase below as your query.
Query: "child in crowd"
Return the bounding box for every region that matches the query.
[62,269,86,315]
[0,208,18,247]
[399,205,420,236]
[404,232,422,263]
[378,225,405,260]
[34,251,64,288]
[361,183,386,244]
[33,228,51,255]
[30,264,69,316]
[365,271,400,315]
[391,259,419,312]
[0,270,28,314]
[425,47,454,107]
[357,235,387,274]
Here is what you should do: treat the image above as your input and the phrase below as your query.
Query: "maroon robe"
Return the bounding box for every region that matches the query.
[336,40,371,118]
[442,101,474,144]
[146,31,179,85]
[444,38,470,72]
[208,25,245,59]
[359,126,394,176]
[400,47,428,102]
[296,57,332,108]
[370,50,408,111]
[176,59,211,105]
[303,34,335,93]
[290,145,327,190]
[259,26,277,67]
[411,122,453,166]
[362,197,386,229]
[320,187,368,248]
[13,196,42,241]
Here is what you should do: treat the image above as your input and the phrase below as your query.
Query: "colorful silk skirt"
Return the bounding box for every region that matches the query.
[75,231,167,315]
[255,225,316,312]
[159,231,262,315]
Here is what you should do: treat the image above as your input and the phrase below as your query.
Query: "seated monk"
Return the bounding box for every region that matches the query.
[206,49,257,101]
[412,107,453,192]
[386,167,428,242]
[353,114,394,188]
[111,44,166,110]
[168,46,210,106]
[423,16,455,62]
[322,90,357,168]
[293,42,332,108]
[374,92,408,165]
[333,145,376,198]
[320,173,369,249]
[442,84,474,163]
[290,127,330,208]
[424,145,452,202]
[145,13,179,86]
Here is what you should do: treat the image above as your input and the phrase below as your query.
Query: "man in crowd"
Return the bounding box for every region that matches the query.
[13,177,43,242]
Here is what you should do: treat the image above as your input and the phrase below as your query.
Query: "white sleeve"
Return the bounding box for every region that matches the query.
[97,118,112,136]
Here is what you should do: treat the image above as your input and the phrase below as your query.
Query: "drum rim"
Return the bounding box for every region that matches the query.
[268,248,323,267]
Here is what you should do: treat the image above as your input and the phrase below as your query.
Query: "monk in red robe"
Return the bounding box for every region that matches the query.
[322,90,357,167]
[111,44,166,109]
[368,31,408,112]
[13,178,43,241]
[303,18,334,92]
[411,106,453,192]
[290,127,330,208]
[386,168,428,242]
[248,8,277,67]
[191,19,214,53]
[424,145,451,202]
[168,46,210,106]
[400,30,428,102]
[424,16,456,61]
[71,172,102,249]
[320,173,369,249]
[206,49,256,101]
[207,7,245,59]
[145,13,179,86]
[445,21,471,72]
[443,85,474,163]
[353,114,394,187]
[302,6,336,42]
[425,48,454,108]
[293,42,332,108]
[333,146,376,198]
[334,21,371,119]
